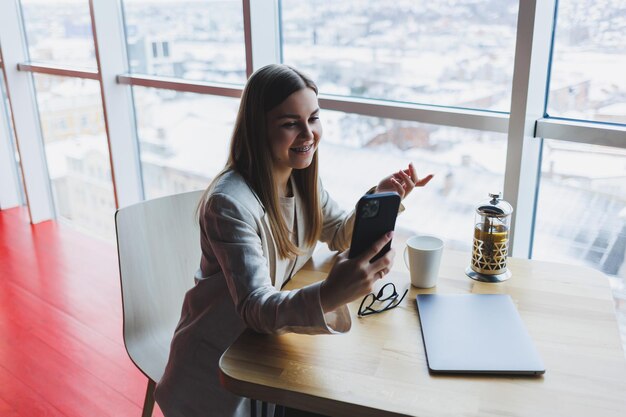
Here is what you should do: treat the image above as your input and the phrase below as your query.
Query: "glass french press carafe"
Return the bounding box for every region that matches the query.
[465,192,513,282]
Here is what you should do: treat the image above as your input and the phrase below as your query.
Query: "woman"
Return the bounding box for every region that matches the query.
[155,64,433,417]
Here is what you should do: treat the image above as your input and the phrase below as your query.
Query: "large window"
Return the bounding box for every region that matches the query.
[0,0,624,349]
[33,75,115,240]
[122,0,246,84]
[281,0,519,111]
[534,142,626,275]
[547,0,626,123]
[20,0,97,68]
[536,0,626,278]
[121,0,246,200]
[317,110,507,249]
[132,87,238,199]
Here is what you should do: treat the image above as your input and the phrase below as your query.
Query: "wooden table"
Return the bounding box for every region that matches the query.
[219,246,626,417]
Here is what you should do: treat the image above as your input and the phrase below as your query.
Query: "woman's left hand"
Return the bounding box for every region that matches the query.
[375,162,433,200]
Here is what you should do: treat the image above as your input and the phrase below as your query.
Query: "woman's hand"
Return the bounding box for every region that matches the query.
[375,162,433,200]
[320,232,395,313]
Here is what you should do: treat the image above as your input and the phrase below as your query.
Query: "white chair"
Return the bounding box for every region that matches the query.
[115,190,203,417]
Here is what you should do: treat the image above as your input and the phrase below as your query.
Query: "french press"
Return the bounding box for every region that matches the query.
[465,192,513,282]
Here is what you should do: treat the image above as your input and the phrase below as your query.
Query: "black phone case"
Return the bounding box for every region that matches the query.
[348,192,401,262]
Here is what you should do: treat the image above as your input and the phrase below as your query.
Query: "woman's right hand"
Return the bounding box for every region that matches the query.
[320,232,395,313]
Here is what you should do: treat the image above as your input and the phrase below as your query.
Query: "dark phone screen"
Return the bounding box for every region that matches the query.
[348,192,400,262]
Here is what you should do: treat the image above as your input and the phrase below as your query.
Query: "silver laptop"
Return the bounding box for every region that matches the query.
[416,294,545,375]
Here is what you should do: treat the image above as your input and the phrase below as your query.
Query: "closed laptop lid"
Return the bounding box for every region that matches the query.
[416,294,545,375]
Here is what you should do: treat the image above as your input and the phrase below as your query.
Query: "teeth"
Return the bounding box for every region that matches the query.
[291,144,312,152]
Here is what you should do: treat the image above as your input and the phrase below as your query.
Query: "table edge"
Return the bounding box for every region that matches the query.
[218,355,409,417]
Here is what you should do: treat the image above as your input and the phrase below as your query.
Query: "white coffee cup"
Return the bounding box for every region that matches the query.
[403,235,444,288]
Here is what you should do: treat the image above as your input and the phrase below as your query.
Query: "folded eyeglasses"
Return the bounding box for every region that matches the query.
[357,282,408,317]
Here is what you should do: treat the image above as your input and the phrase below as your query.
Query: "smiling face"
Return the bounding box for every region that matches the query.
[266,87,322,180]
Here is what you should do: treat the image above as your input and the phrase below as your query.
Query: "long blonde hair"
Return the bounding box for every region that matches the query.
[202,64,322,259]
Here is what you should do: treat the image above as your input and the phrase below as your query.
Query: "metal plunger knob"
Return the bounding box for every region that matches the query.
[489,192,502,205]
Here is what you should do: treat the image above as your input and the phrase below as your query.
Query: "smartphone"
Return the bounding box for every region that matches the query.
[348,192,401,262]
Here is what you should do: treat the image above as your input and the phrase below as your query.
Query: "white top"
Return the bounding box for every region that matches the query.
[278,194,298,287]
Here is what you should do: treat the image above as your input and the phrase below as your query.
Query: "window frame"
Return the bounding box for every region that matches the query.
[0,57,24,209]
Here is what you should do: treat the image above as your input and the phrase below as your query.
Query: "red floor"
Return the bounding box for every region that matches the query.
[0,207,163,417]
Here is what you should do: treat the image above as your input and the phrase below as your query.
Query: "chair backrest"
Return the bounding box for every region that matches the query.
[115,190,203,382]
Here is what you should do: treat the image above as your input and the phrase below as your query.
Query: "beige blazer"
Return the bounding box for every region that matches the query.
[155,170,355,417]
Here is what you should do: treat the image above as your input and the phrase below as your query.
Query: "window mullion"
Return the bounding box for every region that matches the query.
[504,0,556,258]
[0,1,55,222]
[243,0,281,75]
[536,118,626,148]
[90,0,144,207]
[0,61,22,209]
